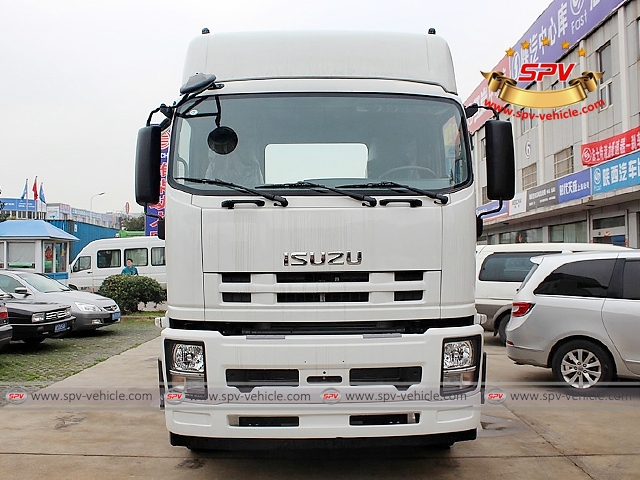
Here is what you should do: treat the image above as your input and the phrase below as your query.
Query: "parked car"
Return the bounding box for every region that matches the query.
[506,250,640,390]
[475,243,628,344]
[0,288,74,344]
[0,299,11,351]
[0,271,120,332]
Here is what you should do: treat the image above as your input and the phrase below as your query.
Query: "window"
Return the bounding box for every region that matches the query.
[593,215,625,229]
[550,221,588,243]
[479,252,550,282]
[0,241,4,268]
[97,249,121,269]
[597,43,613,109]
[124,248,148,267]
[72,256,91,272]
[622,261,640,300]
[534,259,616,298]
[522,164,537,190]
[151,247,165,266]
[7,242,35,268]
[0,274,23,293]
[554,147,574,178]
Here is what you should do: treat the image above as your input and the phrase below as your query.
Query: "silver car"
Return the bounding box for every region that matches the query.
[0,271,120,332]
[506,250,640,389]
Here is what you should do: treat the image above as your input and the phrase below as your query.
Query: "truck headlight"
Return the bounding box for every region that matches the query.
[165,340,207,399]
[441,336,481,394]
[32,312,46,323]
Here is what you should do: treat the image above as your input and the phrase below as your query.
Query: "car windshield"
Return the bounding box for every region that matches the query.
[17,272,71,293]
[170,93,470,193]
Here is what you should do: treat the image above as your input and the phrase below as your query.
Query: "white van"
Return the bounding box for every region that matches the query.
[476,242,629,344]
[70,236,166,292]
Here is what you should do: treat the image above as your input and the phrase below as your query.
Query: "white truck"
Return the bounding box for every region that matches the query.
[136,30,515,449]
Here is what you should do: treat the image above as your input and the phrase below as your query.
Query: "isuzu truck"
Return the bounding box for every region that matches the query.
[136,30,515,449]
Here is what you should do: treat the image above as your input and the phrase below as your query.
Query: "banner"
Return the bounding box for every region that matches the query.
[581,126,640,166]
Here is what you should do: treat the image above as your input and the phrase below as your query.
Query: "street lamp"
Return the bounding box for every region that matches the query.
[90,192,105,225]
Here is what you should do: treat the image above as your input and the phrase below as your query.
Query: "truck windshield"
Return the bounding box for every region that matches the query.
[170,93,470,193]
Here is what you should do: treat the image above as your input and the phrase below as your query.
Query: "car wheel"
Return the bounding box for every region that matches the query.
[497,314,509,346]
[551,340,614,390]
[22,337,45,345]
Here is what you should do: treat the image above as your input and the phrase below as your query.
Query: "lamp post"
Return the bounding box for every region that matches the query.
[90,192,105,225]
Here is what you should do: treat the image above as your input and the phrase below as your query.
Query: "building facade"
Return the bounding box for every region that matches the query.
[468,0,640,248]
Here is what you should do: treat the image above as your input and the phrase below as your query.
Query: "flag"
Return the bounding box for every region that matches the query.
[39,183,46,204]
[32,177,38,201]
[20,178,28,200]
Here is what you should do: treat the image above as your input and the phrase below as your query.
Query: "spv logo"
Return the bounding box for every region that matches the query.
[6,388,28,404]
[518,63,576,83]
[485,388,506,405]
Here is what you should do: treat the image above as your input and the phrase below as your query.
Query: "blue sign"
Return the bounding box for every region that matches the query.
[476,200,509,220]
[510,0,624,86]
[558,169,591,203]
[0,198,36,210]
[592,151,640,194]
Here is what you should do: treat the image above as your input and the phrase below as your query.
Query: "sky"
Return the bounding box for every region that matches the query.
[0,0,553,214]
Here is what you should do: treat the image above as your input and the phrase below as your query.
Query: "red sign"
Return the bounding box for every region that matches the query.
[518,63,575,83]
[581,126,640,166]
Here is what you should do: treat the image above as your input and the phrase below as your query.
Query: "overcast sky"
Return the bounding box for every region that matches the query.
[0,0,552,214]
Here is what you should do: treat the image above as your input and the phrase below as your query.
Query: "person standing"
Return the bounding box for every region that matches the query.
[121,258,139,275]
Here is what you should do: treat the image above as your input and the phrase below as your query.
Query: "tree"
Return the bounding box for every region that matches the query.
[121,214,145,232]
[0,201,8,222]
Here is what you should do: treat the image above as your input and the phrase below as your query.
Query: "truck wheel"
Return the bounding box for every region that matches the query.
[497,314,509,346]
[551,340,613,390]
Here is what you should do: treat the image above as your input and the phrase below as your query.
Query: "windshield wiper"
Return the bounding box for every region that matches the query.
[175,177,288,207]
[257,181,376,207]
[338,181,449,205]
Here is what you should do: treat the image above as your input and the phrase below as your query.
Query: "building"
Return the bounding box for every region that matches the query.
[468,0,640,248]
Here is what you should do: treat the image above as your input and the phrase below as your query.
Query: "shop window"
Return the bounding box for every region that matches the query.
[550,221,588,243]
[593,215,625,229]
[44,242,54,273]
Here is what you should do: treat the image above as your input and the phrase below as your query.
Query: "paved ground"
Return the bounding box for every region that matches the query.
[0,332,639,479]
[0,315,159,404]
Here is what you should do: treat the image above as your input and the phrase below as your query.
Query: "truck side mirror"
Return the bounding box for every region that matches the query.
[135,125,162,206]
[476,120,515,238]
[485,120,515,201]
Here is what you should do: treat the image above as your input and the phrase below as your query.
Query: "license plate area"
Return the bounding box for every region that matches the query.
[112,312,121,320]
[55,322,67,333]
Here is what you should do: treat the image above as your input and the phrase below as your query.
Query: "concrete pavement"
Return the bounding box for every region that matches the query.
[0,333,639,479]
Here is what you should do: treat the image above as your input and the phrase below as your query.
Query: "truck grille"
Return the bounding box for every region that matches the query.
[219,270,425,304]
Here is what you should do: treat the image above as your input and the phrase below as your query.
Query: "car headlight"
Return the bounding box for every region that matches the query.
[75,302,101,312]
[165,340,207,400]
[441,337,481,394]
[32,312,46,323]
[64,307,71,317]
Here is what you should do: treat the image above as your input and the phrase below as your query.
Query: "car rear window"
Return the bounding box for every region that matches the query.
[479,252,550,283]
[534,259,616,298]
